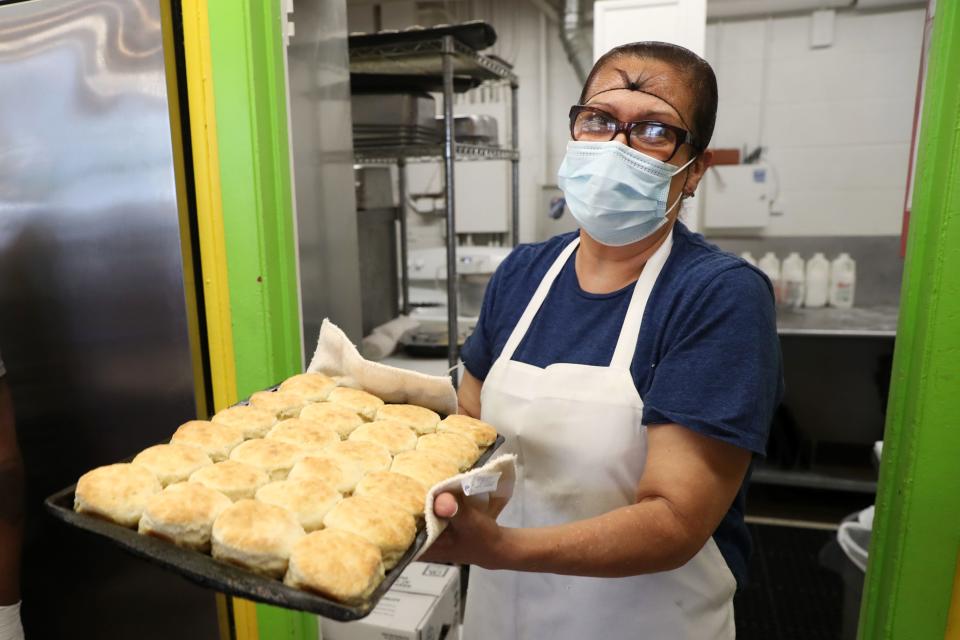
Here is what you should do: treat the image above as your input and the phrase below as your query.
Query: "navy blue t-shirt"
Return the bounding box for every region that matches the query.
[460,222,783,587]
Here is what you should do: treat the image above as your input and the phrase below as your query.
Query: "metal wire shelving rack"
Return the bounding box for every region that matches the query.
[350,33,520,383]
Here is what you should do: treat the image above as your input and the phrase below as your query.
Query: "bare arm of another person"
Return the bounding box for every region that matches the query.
[427,393,751,577]
[0,377,24,605]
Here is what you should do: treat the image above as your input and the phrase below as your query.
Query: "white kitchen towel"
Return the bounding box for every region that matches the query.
[415,453,518,561]
[307,318,458,416]
[0,601,24,640]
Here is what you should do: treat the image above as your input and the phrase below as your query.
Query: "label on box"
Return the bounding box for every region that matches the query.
[461,471,500,496]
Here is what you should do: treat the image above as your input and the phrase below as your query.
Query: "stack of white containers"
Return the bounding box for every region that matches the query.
[748,251,856,309]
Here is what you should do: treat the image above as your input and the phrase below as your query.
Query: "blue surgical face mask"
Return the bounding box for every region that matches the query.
[557,140,697,247]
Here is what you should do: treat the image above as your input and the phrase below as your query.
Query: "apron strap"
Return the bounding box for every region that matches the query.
[500,237,581,361]
[609,229,674,370]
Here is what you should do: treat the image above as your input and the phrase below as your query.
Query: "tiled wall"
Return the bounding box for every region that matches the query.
[703,8,926,237]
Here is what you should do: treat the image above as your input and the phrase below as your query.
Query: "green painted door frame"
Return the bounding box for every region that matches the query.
[202,0,311,637]
[859,1,960,638]
[207,0,303,399]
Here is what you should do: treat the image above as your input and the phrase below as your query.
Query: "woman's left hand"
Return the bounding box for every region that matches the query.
[419,492,511,569]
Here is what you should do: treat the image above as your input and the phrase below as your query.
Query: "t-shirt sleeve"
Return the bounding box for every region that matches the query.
[459,265,504,382]
[641,266,782,455]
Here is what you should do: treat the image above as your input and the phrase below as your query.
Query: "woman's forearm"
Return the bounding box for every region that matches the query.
[497,497,697,578]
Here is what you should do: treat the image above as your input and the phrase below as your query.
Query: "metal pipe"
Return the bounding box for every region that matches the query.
[441,36,459,386]
[539,10,551,187]
[561,0,590,84]
[511,83,520,247]
[397,157,410,315]
[527,0,560,23]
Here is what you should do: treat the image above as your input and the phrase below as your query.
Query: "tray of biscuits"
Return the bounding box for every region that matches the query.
[45,372,502,620]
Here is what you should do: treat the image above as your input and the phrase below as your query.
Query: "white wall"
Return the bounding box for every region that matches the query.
[703,7,925,237]
[595,0,707,58]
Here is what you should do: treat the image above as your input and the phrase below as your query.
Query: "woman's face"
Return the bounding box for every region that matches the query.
[580,57,711,219]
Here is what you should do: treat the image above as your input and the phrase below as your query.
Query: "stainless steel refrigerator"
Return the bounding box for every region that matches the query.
[0,0,217,636]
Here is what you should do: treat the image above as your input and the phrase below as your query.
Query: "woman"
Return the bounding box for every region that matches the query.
[424,42,783,639]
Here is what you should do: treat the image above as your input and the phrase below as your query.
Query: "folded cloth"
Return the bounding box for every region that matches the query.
[307,319,457,416]
[0,601,24,640]
[415,453,517,561]
[360,332,396,361]
[361,315,420,361]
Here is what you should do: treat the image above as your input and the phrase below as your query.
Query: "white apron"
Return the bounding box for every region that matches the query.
[462,230,737,640]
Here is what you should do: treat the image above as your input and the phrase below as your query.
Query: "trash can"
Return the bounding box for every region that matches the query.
[819,506,874,640]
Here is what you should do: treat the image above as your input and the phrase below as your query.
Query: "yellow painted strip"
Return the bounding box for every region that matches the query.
[946,551,960,640]
[159,0,208,419]
[215,594,232,640]
[232,598,260,640]
[182,2,253,635]
[181,0,238,411]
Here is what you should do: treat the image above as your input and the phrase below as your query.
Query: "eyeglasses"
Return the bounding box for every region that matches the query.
[569,105,696,163]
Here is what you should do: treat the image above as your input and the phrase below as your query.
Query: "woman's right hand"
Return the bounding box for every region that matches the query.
[421,491,513,570]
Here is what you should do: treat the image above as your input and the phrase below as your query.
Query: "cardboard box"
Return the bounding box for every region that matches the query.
[320,563,460,640]
[706,148,741,166]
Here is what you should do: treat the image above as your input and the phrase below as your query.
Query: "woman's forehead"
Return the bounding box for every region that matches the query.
[584,58,695,127]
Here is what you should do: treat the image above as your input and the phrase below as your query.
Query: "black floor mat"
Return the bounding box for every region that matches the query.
[735,524,855,640]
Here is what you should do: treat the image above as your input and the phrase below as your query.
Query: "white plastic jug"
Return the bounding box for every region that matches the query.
[782,252,806,309]
[740,251,757,267]
[830,253,857,308]
[757,252,781,304]
[804,252,830,308]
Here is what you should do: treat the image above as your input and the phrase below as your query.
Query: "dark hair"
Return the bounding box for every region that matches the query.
[579,41,718,151]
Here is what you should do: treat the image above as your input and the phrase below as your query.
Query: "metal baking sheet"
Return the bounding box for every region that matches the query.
[45,435,504,620]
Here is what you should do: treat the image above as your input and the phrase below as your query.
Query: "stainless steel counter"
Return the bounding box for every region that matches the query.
[776,306,899,338]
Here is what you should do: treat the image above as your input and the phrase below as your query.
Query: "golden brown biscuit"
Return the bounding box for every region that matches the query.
[288,455,363,495]
[138,482,232,551]
[74,463,161,527]
[323,441,392,475]
[299,402,365,438]
[375,404,441,435]
[170,420,244,463]
[322,496,416,569]
[211,499,305,578]
[266,419,340,454]
[189,460,270,501]
[327,387,384,421]
[248,390,306,420]
[279,372,337,403]
[132,443,212,487]
[416,432,480,471]
[437,414,498,447]
[255,478,341,532]
[229,438,306,481]
[212,405,278,440]
[348,420,418,455]
[354,471,427,518]
[390,450,460,489]
[284,529,384,605]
